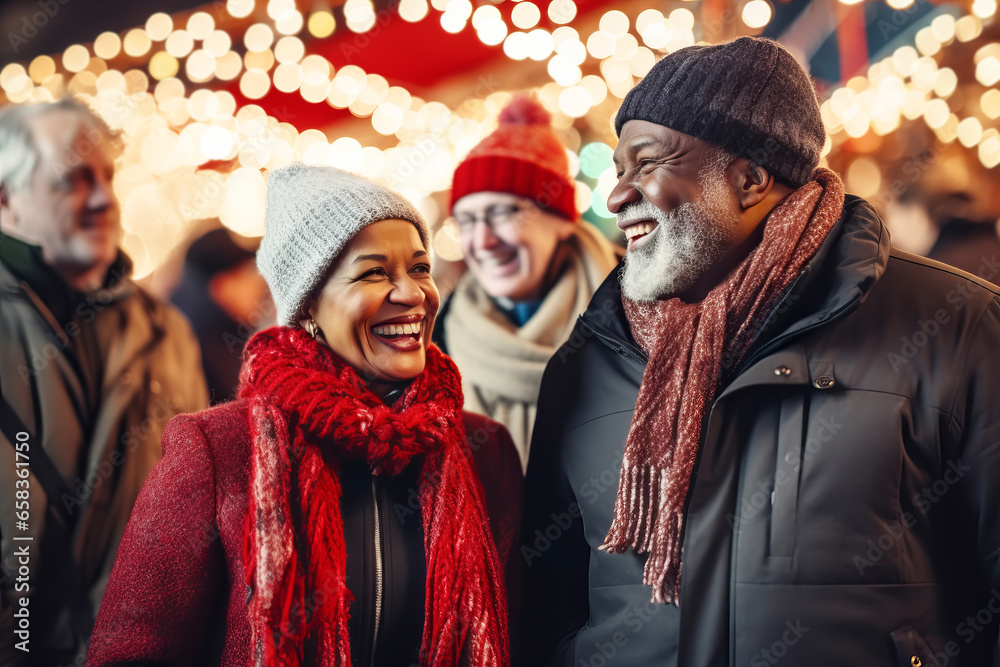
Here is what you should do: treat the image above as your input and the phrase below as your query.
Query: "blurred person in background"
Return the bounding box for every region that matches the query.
[0,98,207,665]
[171,226,272,403]
[924,191,1000,278]
[879,146,1000,278]
[88,165,520,666]
[434,94,621,471]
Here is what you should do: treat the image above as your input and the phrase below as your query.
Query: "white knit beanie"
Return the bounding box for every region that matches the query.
[257,164,429,326]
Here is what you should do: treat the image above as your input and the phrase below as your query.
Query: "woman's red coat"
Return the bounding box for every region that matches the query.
[86,399,522,665]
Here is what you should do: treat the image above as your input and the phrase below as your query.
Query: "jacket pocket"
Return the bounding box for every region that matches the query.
[890,626,941,667]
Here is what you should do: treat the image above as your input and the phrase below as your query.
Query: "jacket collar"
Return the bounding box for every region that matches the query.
[578,195,891,368]
[0,239,137,333]
[0,234,81,323]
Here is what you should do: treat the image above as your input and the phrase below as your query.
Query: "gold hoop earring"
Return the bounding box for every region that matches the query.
[303,319,320,339]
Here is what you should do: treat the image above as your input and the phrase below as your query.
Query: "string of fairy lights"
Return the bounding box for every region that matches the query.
[821,9,1000,205]
[0,0,997,278]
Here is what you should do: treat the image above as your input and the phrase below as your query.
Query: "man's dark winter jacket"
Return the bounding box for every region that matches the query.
[521,196,1000,667]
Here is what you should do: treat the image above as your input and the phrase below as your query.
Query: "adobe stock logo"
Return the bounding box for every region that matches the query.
[751,619,810,666]
[520,504,582,566]
[7,0,71,54]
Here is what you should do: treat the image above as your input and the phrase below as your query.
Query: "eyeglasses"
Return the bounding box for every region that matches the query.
[454,203,530,232]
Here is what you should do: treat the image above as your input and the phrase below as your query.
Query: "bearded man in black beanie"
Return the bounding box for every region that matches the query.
[521,36,1000,666]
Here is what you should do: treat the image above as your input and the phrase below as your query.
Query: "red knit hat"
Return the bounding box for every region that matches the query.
[450,94,577,221]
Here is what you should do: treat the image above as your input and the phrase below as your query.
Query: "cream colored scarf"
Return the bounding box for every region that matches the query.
[444,222,620,471]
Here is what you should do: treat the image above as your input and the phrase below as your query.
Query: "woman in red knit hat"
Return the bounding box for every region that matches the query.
[433,94,621,471]
[87,165,519,667]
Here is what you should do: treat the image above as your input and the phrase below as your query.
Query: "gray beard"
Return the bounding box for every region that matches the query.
[619,168,741,302]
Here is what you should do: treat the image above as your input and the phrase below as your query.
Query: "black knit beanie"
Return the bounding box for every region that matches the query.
[615,37,826,187]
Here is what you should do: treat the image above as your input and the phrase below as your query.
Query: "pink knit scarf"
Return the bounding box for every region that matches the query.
[238,326,508,666]
[604,168,845,604]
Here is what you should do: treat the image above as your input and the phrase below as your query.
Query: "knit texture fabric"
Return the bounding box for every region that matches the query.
[238,327,508,666]
[606,168,845,604]
[450,94,577,220]
[257,164,429,325]
[615,37,826,187]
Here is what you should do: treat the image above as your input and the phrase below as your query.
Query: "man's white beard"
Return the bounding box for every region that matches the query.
[619,164,741,302]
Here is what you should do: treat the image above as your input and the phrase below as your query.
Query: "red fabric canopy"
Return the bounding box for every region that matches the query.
[224,0,614,132]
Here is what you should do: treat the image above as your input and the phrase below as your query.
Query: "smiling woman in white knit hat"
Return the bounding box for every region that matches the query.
[434,94,622,471]
[87,165,520,667]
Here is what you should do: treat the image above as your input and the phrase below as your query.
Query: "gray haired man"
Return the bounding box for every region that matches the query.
[0,98,207,664]
[522,37,1000,666]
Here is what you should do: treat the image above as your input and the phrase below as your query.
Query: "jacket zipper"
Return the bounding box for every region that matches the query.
[578,316,647,362]
[581,284,864,380]
[370,478,383,667]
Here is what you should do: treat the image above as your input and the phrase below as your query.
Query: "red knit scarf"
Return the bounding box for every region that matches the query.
[605,168,845,604]
[238,326,508,666]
